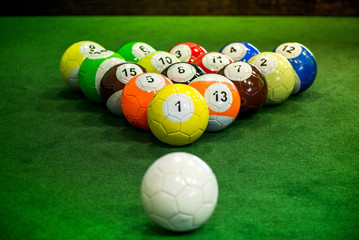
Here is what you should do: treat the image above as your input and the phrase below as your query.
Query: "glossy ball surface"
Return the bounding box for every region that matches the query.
[273,42,317,94]
[78,50,125,102]
[192,52,233,74]
[219,41,260,62]
[137,51,180,73]
[121,73,173,130]
[147,84,209,146]
[100,62,148,116]
[189,74,240,132]
[169,42,207,63]
[117,41,156,62]
[218,61,267,118]
[60,41,106,90]
[141,152,218,232]
[161,62,206,84]
[248,52,295,105]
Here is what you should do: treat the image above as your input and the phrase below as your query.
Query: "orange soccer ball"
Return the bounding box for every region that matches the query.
[121,72,173,130]
[189,73,240,132]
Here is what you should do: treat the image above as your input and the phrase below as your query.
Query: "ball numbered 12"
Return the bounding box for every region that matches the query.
[218,62,267,118]
[100,62,148,116]
[117,42,156,63]
[192,52,233,74]
[147,84,209,146]
[121,72,173,130]
[248,52,295,105]
[219,41,260,62]
[141,152,218,232]
[137,51,180,73]
[60,41,106,90]
[161,62,206,85]
[78,50,125,102]
[189,74,240,132]
[273,42,317,94]
[169,42,207,63]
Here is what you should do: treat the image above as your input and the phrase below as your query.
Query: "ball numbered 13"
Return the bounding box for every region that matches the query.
[189,74,240,132]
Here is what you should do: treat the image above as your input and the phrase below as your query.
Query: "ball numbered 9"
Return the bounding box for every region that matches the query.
[60,41,106,90]
[189,74,240,132]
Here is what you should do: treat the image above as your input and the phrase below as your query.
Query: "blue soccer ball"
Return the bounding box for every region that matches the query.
[220,41,260,62]
[273,42,317,94]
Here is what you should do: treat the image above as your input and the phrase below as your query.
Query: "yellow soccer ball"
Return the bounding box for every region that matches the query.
[137,51,179,73]
[147,84,209,146]
[59,41,105,90]
[248,52,295,105]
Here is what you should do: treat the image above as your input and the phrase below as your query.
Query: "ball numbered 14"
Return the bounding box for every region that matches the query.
[147,84,209,146]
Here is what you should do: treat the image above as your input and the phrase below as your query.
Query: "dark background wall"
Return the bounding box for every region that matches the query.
[3,0,359,16]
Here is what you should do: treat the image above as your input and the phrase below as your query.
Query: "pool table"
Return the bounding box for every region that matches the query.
[0,16,358,240]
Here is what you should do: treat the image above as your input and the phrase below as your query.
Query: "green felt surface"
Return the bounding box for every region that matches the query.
[0,16,359,240]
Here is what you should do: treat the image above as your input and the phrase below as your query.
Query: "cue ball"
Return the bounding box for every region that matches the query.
[100,62,148,116]
[161,62,206,84]
[218,61,268,118]
[273,42,317,94]
[141,152,218,232]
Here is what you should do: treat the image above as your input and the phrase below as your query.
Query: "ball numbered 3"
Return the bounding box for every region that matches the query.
[189,74,240,132]
[147,84,209,146]
[169,42,207,63]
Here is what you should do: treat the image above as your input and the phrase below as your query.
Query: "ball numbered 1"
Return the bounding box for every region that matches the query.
[189,74,240,132]
[219,41,260,62]
[121,72,173,130]
[248,52,295,105]
[192,52,233,74]
[100,62,148,116]
[137,51,180,73]
[117,41,156,62]
[141,152,218,232]
[218,62,267,118]
[147,84,209,146]
[169,42,207,63]
[273,42,317,94]
[161,62,206,84]
[60,41,106,90]
[78,50,125,102]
